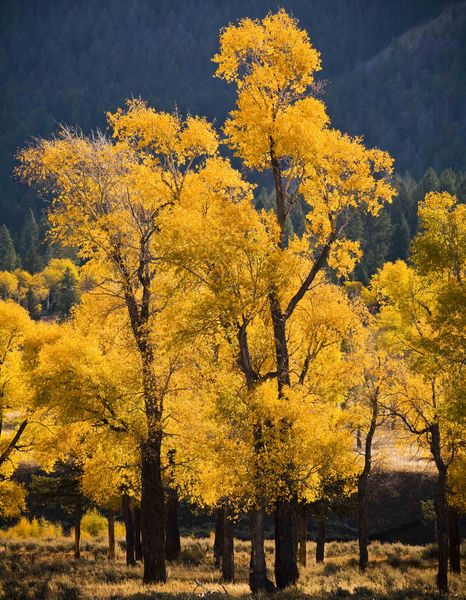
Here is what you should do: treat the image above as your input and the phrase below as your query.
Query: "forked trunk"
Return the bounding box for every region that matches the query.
[316,517,326,564]
[141,433,166,583]
[274,500,298,589]
[166,486,181,561]
[133,506,143,561]
[107,511,115,561]
[214,508,224,568]
[122,493,136,566]
[297,504,307,567]
[448,506,461,574]
[222,508,235,582]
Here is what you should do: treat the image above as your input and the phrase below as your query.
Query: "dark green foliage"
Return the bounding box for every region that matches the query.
[55,267,78,320]
[25,286,40,320]
[29,459,89,529]
[19,208,41,273]
[0,224,17,270]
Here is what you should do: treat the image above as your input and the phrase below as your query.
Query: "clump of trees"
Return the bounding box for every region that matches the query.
[0,9,462,597]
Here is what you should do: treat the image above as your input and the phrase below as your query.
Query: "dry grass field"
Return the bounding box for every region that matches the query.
[0,535,464,600]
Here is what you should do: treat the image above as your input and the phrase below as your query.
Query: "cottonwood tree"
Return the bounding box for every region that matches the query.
[371,192,466,594]
[0,300,58,518]
[347,335,397,571]
[213,10,394,587]
[166,182,362,591]
[18,101,220,583]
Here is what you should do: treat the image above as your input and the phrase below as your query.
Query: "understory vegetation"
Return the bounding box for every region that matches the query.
[1,536,464,600]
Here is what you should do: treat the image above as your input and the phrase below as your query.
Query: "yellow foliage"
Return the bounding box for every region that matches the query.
[2,517,62,539]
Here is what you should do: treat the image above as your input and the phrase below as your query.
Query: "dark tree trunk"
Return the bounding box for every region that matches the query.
[222,508,234,582]
[358,393,378,571]
[358,483,369,571]
[250,508,275,594]
[214,508,224,569]
[133,506,143,562]
[274,500,298,589]
[122,493,136,566]
[448,506,461,574]
[431,423,449,594]
[166,486,181,561]
[141,433,167,583]
[74,508,81,559]
[316,517,326,564]
[107,511,115,561]
[297,505,307,567]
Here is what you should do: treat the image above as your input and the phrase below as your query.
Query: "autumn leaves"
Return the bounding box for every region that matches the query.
[11,9,465,596]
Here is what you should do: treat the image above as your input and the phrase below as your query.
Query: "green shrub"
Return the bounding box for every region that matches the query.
[81,509,106,539]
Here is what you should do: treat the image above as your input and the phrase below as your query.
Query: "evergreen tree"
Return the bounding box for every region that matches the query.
[25,286,40,320]
[30,458,89,558]
[0,225,17,270]
[19,209,41,273]
[55,267,78,319]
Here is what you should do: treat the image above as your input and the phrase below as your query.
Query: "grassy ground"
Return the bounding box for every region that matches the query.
[0,536,464,600]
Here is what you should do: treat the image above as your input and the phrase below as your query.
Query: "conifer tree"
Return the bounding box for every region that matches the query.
[55,267,78,319]
[0,225,17,270]
[19,208,41,273]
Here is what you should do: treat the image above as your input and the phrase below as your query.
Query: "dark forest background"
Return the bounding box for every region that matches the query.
[1,0,466,282]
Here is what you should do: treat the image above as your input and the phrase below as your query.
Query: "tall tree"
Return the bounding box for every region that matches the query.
[213,9,394,587]
[18,100,223,583]
[371,192,466,594]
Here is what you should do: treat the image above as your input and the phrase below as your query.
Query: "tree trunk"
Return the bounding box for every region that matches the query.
[297,504,307,567]
[214,508,224,569]
[166,486,181,561]
[250,508,274,594]
[274,500,298,589]
[141,433,167,583]
[316,517,326,564]
[222,508,234,582]
[358,481,369,571]
[448,506,461,574]
[107,511,115,561]
[74,508,81,559]
[357,393,378,571]
[122,493,136,566]
[431,423,449,594]
[133,506,143,562]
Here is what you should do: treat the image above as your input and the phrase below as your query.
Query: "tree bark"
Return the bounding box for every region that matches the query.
[74,508,81,559]
[141,432,167,583]
[357,392,378,571]
[222,508,234,582]
[122,493,136,566]
[166,486,181,561]
[297,504,307,567]
[214,508,224,569]
[316,517,326,564]
[448,506,461,574]
[274,500,298,588]
[431,423,449,594]
[250,508,275,594]
[133,506,143,562]
[357,485,369,571]
[107,511,115,561]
